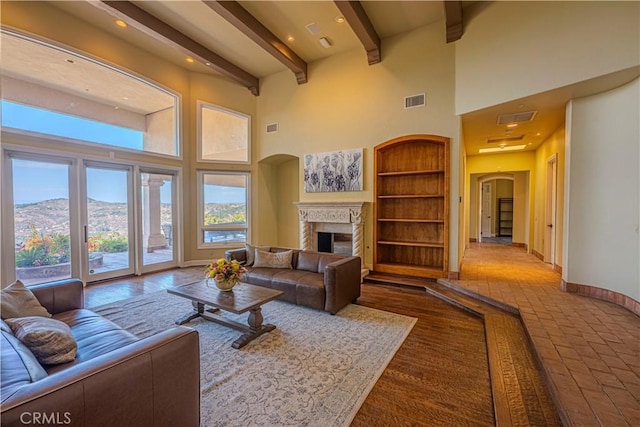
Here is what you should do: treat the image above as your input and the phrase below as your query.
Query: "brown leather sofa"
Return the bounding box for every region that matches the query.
[226,247,361,314]
[1,279,200,427]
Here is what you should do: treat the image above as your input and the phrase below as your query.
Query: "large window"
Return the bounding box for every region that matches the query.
[1,29,179,157]
[198,102,250,163]
[198,172,249,248]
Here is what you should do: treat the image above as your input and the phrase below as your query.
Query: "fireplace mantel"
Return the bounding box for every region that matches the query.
[294,202,368,277]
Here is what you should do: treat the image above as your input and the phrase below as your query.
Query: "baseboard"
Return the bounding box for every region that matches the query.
[182,260,209,268]
[554,264,562,275]
[561,280,640,316]
[448,271,460,280]
[469,238,477,243]
[532,249,544,261]
[513,242,527,250]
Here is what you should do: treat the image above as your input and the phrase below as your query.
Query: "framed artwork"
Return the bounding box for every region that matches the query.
[303,148,363,193]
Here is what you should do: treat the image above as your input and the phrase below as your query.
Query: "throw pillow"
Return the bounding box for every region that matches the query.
[245,244,271,266]
[1,280,52,320]
[253,249,293,269]
[5,316,77,365]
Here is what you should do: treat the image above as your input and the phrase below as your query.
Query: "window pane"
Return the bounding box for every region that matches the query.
[200,105,249,162]
[2,101,143,150]
[12,159,72,286]
[1,31,178,157]
[202,173,248,245]
[141,173,175,265]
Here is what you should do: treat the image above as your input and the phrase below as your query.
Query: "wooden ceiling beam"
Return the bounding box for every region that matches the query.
[203,1,308,84]
[95,1,260,95]
[334,1,381,65]
[444,1,463,43]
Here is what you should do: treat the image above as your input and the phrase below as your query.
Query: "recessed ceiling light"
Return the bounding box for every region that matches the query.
[479,145,527,154]
[506,123,518,128]
[185,57,195,63]
[335,16,345,23]
[286,35,295,42]
[205,62,211,66]
[536,132,541,136]
[123,97,128,100]
[115,20,127,28]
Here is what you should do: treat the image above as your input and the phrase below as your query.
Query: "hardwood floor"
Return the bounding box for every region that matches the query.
[353,283,495,426]
[84,269,505,426]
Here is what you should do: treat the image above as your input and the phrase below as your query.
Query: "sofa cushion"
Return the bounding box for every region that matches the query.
[296,251,321,273]
[1,280,52,320]
[245,244,271,266]
[5,316,77,365]
[254,249,293,269]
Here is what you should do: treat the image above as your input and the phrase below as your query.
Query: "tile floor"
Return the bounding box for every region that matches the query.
[452,243,639,427]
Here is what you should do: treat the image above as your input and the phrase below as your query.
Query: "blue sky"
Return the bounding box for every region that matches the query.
[5,101,244,205]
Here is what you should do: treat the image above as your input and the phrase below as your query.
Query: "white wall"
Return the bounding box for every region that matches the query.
[564,78,639,301]
[456,1,640,114]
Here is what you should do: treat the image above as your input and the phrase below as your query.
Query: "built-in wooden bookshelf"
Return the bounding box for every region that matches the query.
[373,135,449,278]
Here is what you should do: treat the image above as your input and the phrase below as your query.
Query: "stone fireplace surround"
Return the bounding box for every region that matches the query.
[295,202,369,277]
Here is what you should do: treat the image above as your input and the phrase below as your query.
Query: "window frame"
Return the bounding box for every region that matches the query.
[0,28,182,160]
[197,101,251,165]
[197,170,250,249]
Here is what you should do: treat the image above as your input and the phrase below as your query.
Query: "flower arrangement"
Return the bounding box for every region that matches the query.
[205,258,247,285]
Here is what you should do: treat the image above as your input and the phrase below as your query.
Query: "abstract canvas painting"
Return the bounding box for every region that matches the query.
[303,148,363,193]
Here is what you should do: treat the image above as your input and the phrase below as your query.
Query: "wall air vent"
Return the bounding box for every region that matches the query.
[266,122,279,134]
[404,93,426,109]
[487,135,525,144]
[497,111,537,125]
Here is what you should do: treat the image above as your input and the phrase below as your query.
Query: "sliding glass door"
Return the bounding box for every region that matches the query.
[9,157,75,286]
[84,164,134,281]
[140,171,176,271]
[3,150,180,286]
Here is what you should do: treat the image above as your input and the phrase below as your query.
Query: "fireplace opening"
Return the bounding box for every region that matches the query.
[317,232,352,255]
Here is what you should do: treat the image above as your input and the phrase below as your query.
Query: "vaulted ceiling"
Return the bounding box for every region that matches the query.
[4,1,637,156]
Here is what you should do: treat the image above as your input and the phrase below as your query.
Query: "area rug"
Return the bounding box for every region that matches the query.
[93,290,416,426]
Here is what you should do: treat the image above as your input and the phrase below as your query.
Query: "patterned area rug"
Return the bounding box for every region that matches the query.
[93,290,416,426]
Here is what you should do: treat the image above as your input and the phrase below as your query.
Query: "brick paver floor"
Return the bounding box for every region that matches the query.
[452,243,639,426]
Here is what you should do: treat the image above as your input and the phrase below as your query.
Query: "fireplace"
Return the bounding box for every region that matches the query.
[317,232,353,255]
[295,202,368,277]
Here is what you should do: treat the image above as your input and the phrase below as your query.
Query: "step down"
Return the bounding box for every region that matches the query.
[365,275,561,426]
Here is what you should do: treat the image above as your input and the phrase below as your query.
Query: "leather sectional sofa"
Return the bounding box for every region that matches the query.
[225,247,361,314]
[1,279,200,427]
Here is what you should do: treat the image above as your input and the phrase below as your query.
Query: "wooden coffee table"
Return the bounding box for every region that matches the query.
[167,281,284,349]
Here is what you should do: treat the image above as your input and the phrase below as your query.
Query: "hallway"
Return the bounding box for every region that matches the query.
[453,243,639,426]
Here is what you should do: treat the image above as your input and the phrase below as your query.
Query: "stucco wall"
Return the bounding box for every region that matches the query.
[564,78,639,301]
[256,22,461,271]
[456,1,640,114]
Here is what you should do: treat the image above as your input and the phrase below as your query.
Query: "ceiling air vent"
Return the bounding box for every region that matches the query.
[305,23,321,35]
[404,93,426,109]
[487,135,525,144]
[266,122,279,134]
[497,111,537,125]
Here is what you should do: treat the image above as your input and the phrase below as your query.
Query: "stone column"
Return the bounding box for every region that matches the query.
[142,174,167,252]
[350,208,364,260]
[299,209,312,251]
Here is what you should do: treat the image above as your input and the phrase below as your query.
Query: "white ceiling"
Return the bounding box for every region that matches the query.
[6,1,639,156]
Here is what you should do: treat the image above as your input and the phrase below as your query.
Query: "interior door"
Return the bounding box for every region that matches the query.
[84,164,135,281]
[481,182,492,241]
[544,155,558,264]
